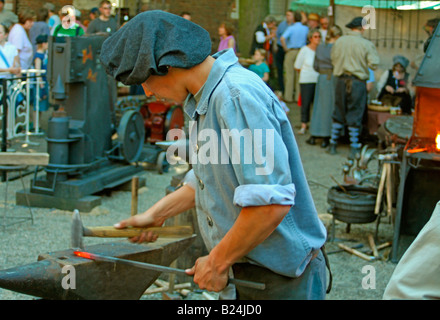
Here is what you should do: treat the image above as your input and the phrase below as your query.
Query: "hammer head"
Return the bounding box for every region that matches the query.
[71,209,84,250]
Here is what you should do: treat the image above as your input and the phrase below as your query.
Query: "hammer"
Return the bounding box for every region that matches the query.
[71,210,193,249]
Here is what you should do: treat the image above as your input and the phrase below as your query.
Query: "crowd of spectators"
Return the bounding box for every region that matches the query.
[244,10,438,158]
[0,1,437,152]
[0,0,118,130]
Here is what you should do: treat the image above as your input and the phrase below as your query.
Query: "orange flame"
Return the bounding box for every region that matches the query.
[436,133,440,151]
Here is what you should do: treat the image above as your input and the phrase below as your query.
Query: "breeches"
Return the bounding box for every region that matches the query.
[332,75,367,127]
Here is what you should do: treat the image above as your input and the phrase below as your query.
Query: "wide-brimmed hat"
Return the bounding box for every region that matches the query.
[308,13,320,21]
[345,17,364,29]
[100,10,212,86]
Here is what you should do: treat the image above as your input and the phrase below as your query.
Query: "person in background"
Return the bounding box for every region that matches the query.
[0,23,20,78]
[8,8,34,70]
[274,90,289,114]
[52,6,85,37]
[280,10,308,102]
[250,15,277,61]
[180,12,191,21]
[319,16,329,42]
[248,48,270,83]
[423,18,439,53]
[329,16,379,159]
[75,9,87,33]
[307,13,320,29]
[411,18,439,72]
[367,68,375,94]
[306,25,342,148]
[44,2,60,35]
[275,9,294,94]
[30,34,49,132]
[29,8,50,55]
[294,28,321,134]
[377,55,413,115]
[0,0,17,29]
[86,0,118,35]
[217,21,236,53]
[89,7,99,22]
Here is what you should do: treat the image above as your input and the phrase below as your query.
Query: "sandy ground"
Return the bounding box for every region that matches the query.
[0,102,403,300]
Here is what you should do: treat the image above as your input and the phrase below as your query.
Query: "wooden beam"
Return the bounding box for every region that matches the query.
[0,152,49,166]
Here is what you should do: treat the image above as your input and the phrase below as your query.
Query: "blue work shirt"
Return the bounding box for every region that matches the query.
[276,20,292,46]
[281,22,309,49]
[183,49,327,278]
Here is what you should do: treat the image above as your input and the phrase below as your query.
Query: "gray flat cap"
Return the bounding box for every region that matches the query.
[100,10,212,85]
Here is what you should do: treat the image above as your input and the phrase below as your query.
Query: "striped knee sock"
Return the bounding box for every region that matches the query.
[348,126,362,148]
[330,122,343,145]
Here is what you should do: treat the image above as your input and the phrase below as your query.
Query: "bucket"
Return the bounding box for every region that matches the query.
[327,185,378,224]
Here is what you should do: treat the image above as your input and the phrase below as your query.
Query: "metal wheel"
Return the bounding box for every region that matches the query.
[118,110,145,163]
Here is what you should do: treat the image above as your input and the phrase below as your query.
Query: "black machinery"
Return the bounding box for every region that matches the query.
[16,35,146,212]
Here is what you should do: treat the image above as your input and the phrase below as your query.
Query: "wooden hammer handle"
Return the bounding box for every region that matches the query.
[83,225,193,238]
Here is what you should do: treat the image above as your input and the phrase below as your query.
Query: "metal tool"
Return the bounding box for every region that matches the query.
[71,209,193,249]
[74,250,266,290]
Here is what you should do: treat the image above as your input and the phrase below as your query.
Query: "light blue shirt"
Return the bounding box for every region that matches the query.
[183,49,327,278]
[281,22,309,49]
[276,20,292,46]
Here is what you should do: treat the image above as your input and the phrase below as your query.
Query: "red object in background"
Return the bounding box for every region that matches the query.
[406,87,440,153]
[139,101,185,143]
[297,94,302,107]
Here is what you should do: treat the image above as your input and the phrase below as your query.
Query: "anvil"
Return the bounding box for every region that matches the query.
[0,236,195,300]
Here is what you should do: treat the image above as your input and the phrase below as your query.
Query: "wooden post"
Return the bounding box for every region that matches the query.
[131,176,139,216]
[329,0,336,27]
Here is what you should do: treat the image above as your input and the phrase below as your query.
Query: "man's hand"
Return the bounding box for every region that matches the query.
[114,212,163,243]
[186,204,290,291]
[114,183,195,243]
[185,255,229,292]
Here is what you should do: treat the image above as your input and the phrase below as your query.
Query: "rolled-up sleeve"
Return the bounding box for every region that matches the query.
[217,83,295,208]
[182,169,197,190]
[234,183,296,207]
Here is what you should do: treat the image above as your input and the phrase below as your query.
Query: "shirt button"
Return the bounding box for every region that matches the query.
[207,216,213,227]
[198,179,204,190]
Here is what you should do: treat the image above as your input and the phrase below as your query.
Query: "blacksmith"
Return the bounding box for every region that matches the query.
[329,16,380,159]
[101,10,328,300]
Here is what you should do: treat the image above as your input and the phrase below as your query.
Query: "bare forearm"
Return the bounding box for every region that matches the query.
[148,184,195,224]
[116,183,195,230]
[209,204,289,274]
